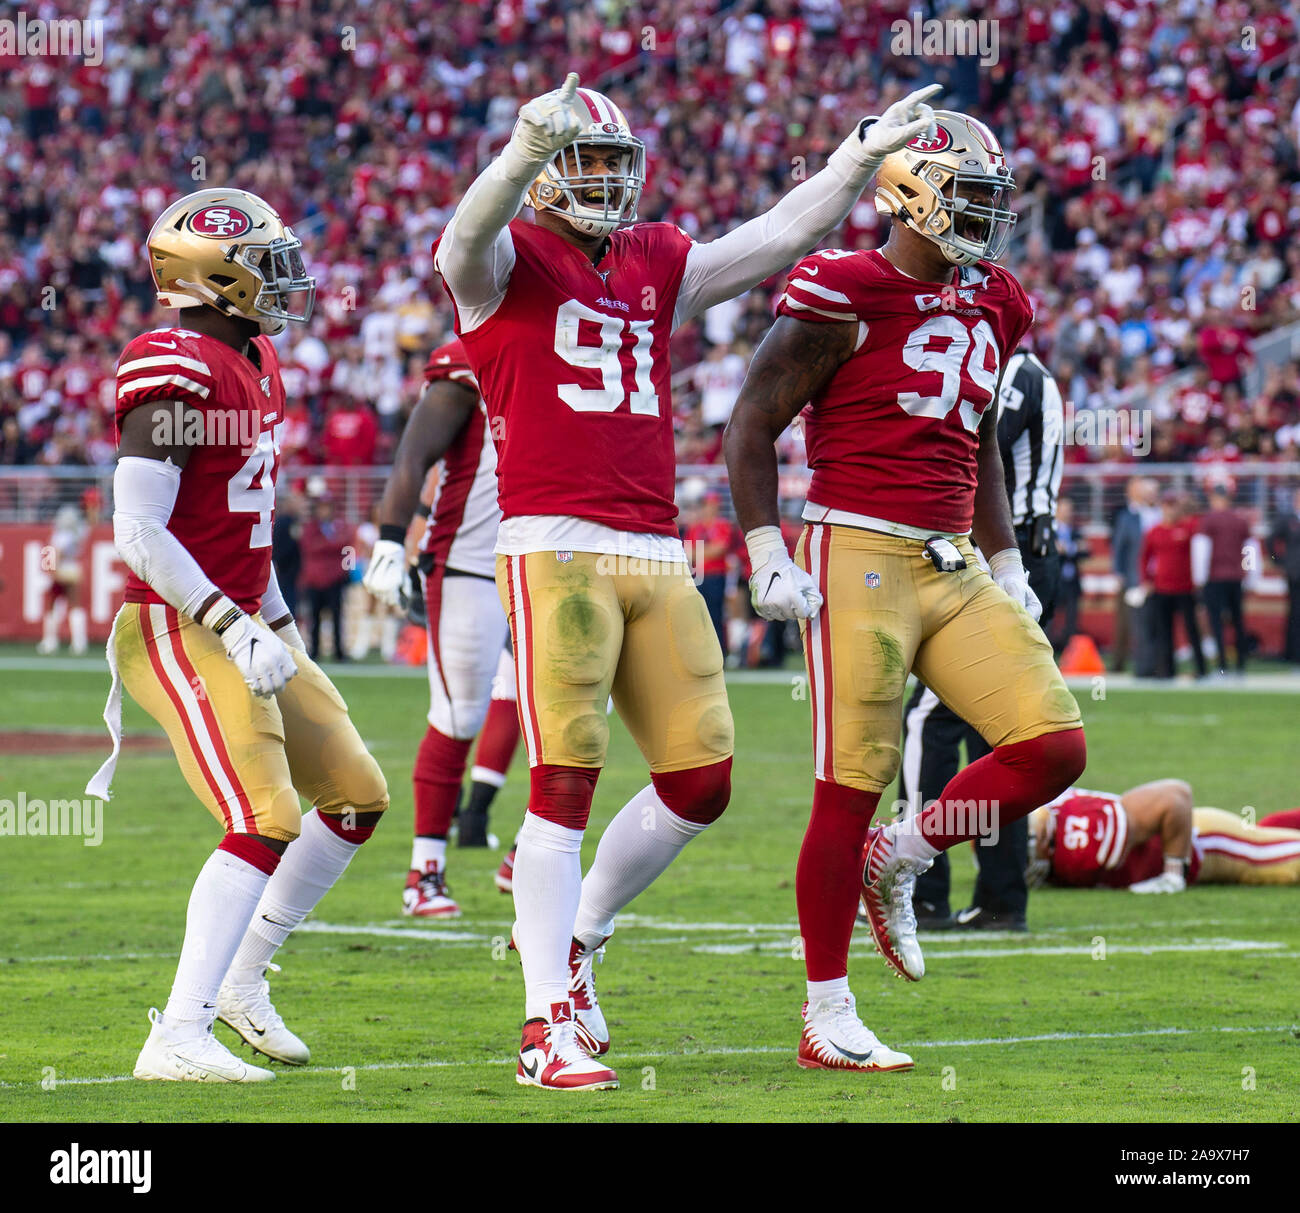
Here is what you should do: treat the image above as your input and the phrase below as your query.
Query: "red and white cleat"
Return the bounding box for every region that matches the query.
[569,936,610,1056]
[494,847,515,894]
[402,864,460,918]
[797,996,914,1072]
[516,1002,619,1091]
[860,824,929,981]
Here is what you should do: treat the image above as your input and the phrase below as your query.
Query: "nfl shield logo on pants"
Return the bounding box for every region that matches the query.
[556,551,573,564]
[865,571,881,588]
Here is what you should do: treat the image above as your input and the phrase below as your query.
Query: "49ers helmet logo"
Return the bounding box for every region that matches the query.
[188,205,253,239]
[907,127,952,153]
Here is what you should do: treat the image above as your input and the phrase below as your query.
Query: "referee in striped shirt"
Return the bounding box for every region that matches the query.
[898,349,1065,931]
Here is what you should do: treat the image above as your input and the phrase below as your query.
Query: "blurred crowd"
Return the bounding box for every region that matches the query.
[0,0,1298,481]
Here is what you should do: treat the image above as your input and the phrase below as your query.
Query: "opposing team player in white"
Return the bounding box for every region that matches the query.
[435,73,943,1089]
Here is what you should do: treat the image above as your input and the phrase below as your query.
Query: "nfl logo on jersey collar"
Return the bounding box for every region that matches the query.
[865,571,881,588]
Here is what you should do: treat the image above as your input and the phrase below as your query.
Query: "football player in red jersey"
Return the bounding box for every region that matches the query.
[724,111,1087,1071]
[364,337,520,917]
[434,73,944,1089]
[1029,781,1300,891]
[86,189,389,1082]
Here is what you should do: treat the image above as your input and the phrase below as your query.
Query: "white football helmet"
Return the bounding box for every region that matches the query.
[526,88,645,239]
[874,110,1016,266]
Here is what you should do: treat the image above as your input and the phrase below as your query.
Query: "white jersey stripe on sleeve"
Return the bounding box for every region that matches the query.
[119,355,213,378]
[778,295,858,323]
[786,278,853,304]
[117,374,211,400]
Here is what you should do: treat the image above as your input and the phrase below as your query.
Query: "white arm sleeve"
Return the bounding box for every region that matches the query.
[673,141,881,329]
[434,143,549,331]
[112,455,225,622]
[261,561,290,622]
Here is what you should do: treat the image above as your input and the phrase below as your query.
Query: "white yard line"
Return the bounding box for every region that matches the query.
[693,939,1285,957]
[7,1023,1295,1089]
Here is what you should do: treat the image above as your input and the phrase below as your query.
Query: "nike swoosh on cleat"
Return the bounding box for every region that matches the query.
[955,908,982,925]
[521,1055,540,1080]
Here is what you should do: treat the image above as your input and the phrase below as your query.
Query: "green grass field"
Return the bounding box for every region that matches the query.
[2,658,1298,1123]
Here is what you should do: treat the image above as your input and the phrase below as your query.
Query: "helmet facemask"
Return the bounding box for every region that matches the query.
[529,136,646,239]
[240,236,316,334]
[918,164,1016,266]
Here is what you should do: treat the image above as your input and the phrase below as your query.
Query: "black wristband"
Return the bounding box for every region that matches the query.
[414,503,431,520]
[379,524,406,544]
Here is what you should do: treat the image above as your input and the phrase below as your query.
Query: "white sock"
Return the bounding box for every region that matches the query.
[573,784,708,949]
[411,835,447,873]
[380,615,400,660]
[807,976,851,1005]
[69,606,88,652]
[162,849,271,1031]
[892,816,939,864]
[226,810,360,985]
[514,811,583,1022]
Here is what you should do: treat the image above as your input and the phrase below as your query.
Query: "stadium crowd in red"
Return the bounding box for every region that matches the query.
[0,0,1296,477]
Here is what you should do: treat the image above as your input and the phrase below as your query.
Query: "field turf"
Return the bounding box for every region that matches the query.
[2,658,1297,1122]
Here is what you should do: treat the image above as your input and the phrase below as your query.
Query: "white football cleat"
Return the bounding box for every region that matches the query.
[516,1002,618,1091]
[133,1008,276,1082]
[798,995,914,1072]
[569,936,610,1056]
[1129,870,1187,894]
[217,962,310,1065]
[402,864,460,918]
[861,824,931,981]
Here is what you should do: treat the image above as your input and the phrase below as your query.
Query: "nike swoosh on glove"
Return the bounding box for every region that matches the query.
[746,526,823,621]
[987,548,1043,622]
[362,538,407,607]
[217,612,299,698]
[854,84,942,164]
[511,72,587,161]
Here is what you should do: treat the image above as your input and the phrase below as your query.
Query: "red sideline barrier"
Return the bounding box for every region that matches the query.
[0,523,125,642]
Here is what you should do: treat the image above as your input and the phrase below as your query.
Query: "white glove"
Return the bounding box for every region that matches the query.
[1130,870,1186,895]
[746,526,823,621]
[833,84,941,175]
[363,538,407,607]
[203,598,298,697]
[988,548,1043,622]
[511,72,587,161]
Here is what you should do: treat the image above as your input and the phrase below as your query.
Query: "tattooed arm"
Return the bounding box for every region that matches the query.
[722,315,856,620]
[723,315,856,534]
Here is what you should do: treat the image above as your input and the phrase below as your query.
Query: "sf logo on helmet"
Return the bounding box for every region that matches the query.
[188,205,252,239]
[907,128,952,153]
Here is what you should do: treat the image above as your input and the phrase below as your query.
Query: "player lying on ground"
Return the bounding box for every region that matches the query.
[363,338,521,917]
[86,189,388,1083]
[435,72,944,1090]
[1029,781,1300,891]
[724,110,1086,1072]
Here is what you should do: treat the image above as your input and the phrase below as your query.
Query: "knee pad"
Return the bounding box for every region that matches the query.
[529,764,599,830]
[562,711,609,766]
[652,757,732,825]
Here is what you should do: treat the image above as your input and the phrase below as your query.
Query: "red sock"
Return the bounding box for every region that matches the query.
[797,779,881,983]
[473,697,520,780]
[413,726,472,837]
[1258,809,1300,831]
[918,728,1087,849]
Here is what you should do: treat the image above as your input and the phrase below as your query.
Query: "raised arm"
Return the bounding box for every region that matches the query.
[364,377,479,605]
[674,86,940,327]
[435,74,588,327]
[723,314,856,620]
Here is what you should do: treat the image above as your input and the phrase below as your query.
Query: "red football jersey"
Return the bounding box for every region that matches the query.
[434,219,693,535]
[418,338,497,578]
[115,327,285,614]
[777,248,1033,533]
